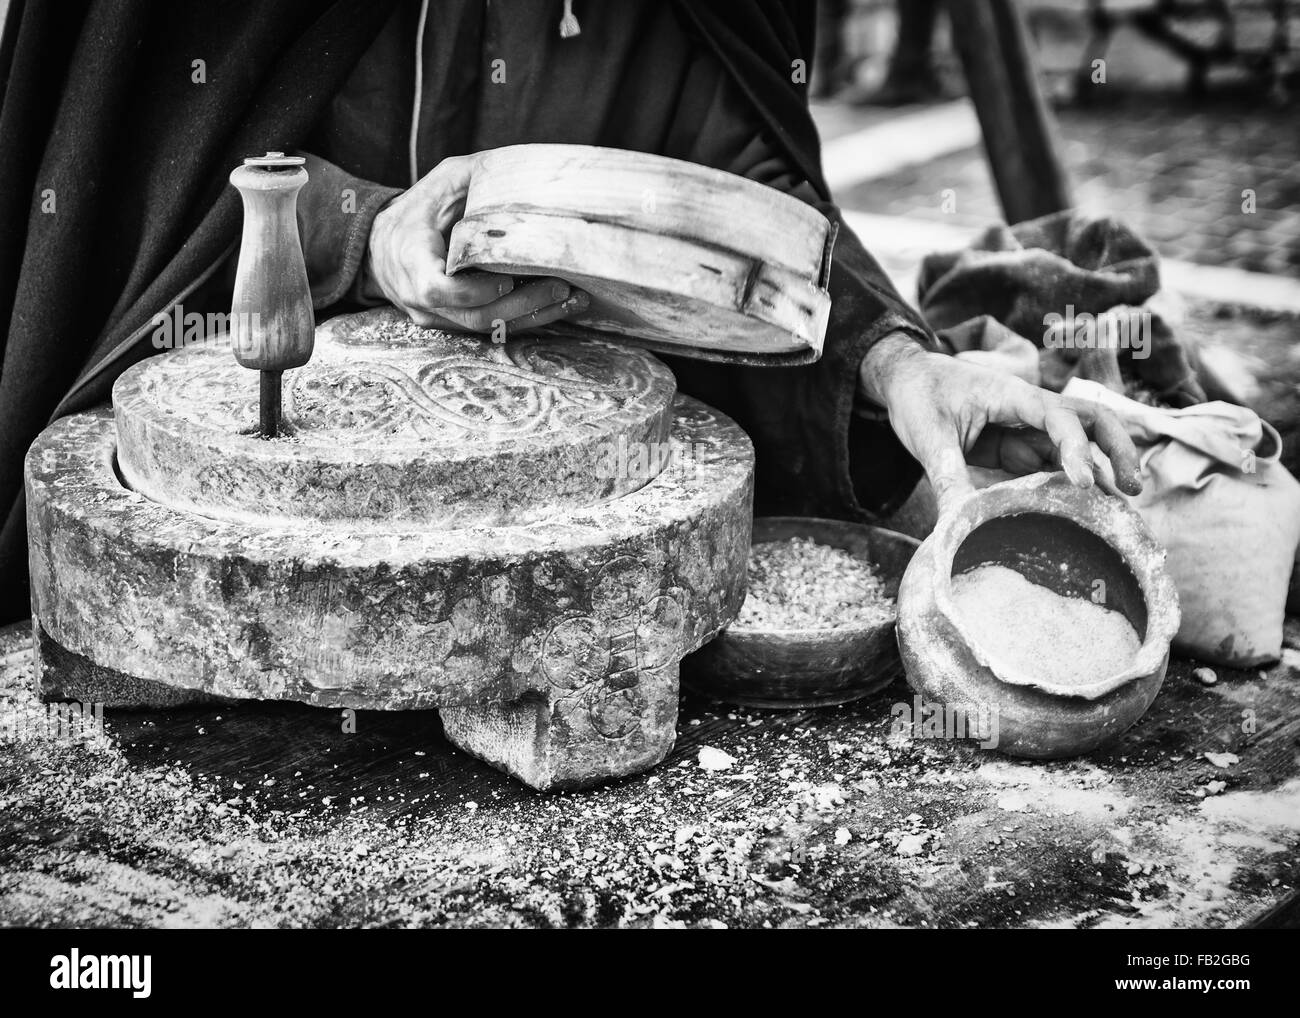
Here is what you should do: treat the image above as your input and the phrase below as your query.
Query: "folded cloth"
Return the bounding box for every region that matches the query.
[918,210,1205,406]
[1065,378,1300,668]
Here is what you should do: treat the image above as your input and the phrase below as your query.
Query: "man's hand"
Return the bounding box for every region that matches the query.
[861,333,1143,515]
[360,154,589,335]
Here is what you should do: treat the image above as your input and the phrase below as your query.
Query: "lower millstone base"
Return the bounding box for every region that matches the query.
[26,399,752,791]
[440,663,679,790]
[34,623,676,790]
[35,623,231,708]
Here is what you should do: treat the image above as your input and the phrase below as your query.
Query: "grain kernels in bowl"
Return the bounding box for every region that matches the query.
[683,517,919,709]
[735,536,894,631]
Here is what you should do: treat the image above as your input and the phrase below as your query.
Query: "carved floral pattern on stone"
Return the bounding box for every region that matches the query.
[540,556,686,741]
[149,337,658,445]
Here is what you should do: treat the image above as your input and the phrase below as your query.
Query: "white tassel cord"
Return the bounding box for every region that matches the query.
[409,0,432,185]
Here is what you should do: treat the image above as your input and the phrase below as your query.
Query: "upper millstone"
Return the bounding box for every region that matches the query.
[114,308,678,529]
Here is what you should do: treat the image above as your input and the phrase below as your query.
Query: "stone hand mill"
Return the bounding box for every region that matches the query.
[23,150,781,789]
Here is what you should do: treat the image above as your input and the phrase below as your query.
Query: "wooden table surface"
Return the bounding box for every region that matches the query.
[1,617,1297,928]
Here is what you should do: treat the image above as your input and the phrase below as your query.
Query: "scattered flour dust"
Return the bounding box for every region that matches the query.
[950,564,1141,688]
[1200,777,1300,832]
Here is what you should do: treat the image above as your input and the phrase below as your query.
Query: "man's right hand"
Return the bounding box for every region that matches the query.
[360,154,589,335]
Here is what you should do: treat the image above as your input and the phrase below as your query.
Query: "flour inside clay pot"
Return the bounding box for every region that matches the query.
[950,564,1142,688]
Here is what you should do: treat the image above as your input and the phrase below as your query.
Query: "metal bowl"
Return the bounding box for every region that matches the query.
[682,517,920,709]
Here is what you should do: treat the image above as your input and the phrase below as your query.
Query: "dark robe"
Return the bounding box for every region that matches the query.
[0,0,932,624]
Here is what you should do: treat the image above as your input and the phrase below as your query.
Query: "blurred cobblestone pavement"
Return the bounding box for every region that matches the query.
[809,0,1300,474]
[815,0,1300,278]
[826,97,1300,278]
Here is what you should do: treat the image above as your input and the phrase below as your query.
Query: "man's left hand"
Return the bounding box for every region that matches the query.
[860,333,1144,516]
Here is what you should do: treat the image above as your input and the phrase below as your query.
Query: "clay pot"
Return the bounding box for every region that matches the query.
[683,517,919,709]
[896,473,1180,758]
